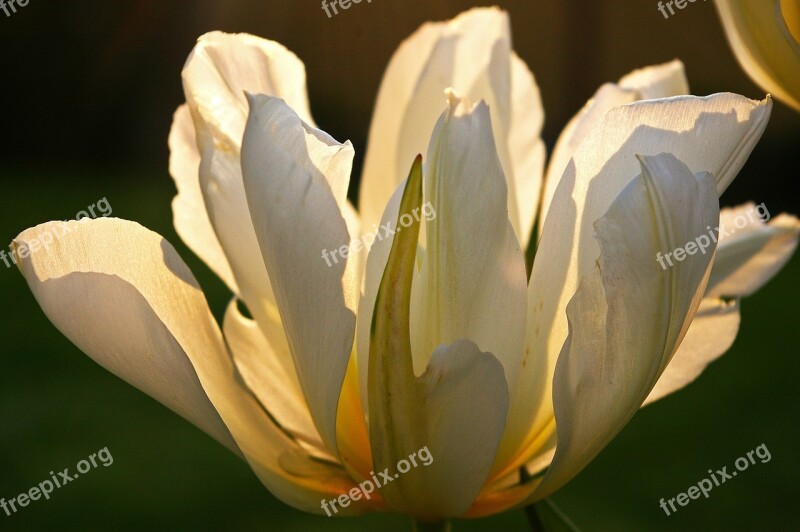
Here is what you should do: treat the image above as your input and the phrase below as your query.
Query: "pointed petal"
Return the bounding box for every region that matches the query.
[357,179,406,418]
[530,154,720,500]
[539,83,637,237]
[359,7,544,246]
[168,104,238,293]
[241,94,357,457]
[14,218,367,514]
[643,204,799,405]
[182,31,314,144]
[539,60,689,233]
[410,94,527,403]
[367,160,509,519]
[618,59,690,99]
[708,203,800,297]
[715,0,800,111]
[195,123,283,361]
[15,220,237,454]
[180,31,316,392]
[511,94,771,476]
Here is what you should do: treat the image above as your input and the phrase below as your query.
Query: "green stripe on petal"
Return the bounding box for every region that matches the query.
[369,156,427,510]
[368,157,510,520]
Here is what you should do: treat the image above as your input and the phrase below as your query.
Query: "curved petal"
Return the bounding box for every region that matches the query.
[413,340,509,518]
[539,83,637,238]
[410,94,527,404]
[708,204,800,297]
[182,31,314,144]
[644,297,740,405]
[539,60,689,233]
[618,59,690,99]
[530,154,720,500]
[241,94,358,458]
[179,32,318,397]
[195,121,286,376]
[366,161,509,519]
[15,220,237,454]
[509,94,771,477]
[13,218,368,514]
[643,204,799,404]
[357,178,406,419]
[223,299,326,456]
[715,0,800,111]
[508,53,547,247]
[359,7,545,247]
[168,104,238,293]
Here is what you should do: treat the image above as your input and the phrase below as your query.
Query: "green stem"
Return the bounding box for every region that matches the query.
[524,498,583,532]
[412,519,452,532]
[525,503,546,532]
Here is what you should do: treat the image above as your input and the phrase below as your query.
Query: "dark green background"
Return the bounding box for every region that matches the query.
[1,1,798,530]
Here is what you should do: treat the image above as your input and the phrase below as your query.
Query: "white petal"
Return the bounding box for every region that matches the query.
[15,219,237,454]
[358,7,545,246]
[14,218,367,514]
[539,83,637,236]
[168,104,238,293]
[182,32,314,147]
[644,298,740,405]
[618,59,690,99]
[414,340,510,517]
[507,53,547,247]
[708,204,800,297]
[410,95,527,399]
[365,164,509,518]
[223,299,326,455]
[539,60,689,233]
[195,124,284,365]
[643,204,799,405]
[511,94,771,475]
[241,95,357,457]
[715,0,800,111]
[181,31,317,392]
[531,154,719,500]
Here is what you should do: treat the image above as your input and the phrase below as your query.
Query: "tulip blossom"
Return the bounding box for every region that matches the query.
[14,7,800,528]
[715,0,800,111]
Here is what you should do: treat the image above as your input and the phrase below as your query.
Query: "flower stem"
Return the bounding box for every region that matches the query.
[525,503,546,532]
[412,519,452,532]
[525,498,582,531]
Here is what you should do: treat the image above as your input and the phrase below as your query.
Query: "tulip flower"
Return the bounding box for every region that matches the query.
[14,7,800,529]
[715,0,800,111]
